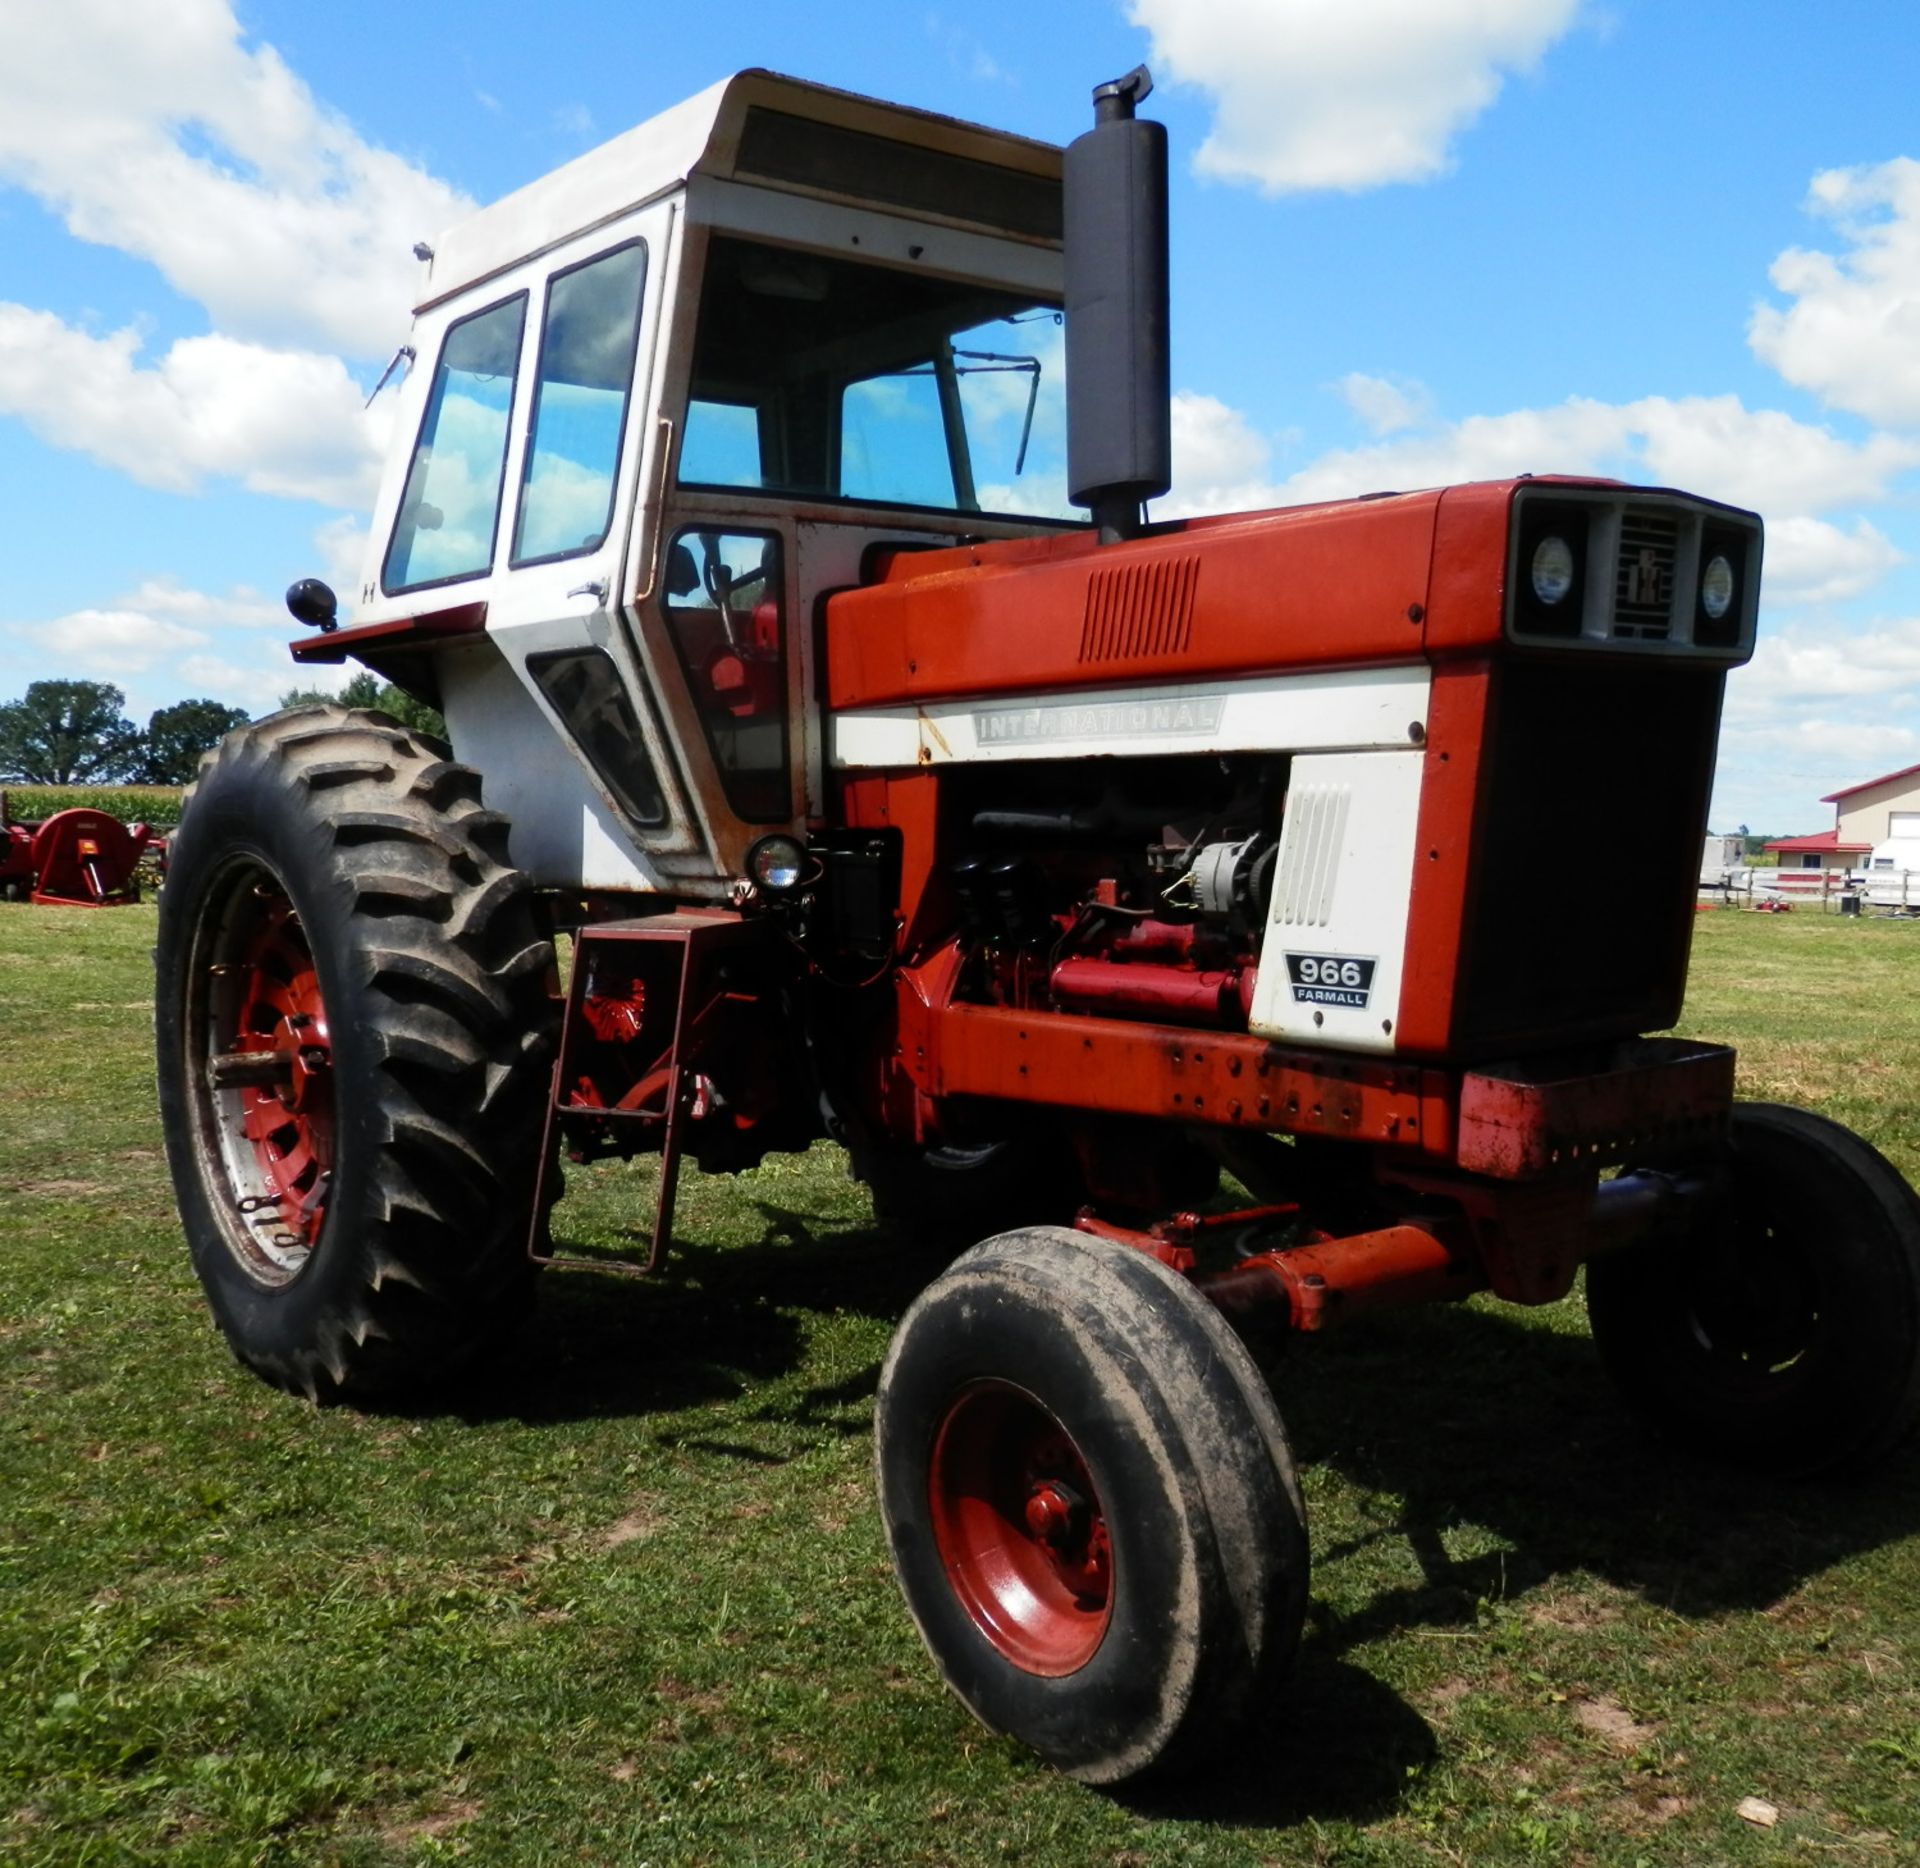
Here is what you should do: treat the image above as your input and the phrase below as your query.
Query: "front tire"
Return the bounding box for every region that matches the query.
[155,706,557,1399]
[1586,1102,1920,1474]
[874,1227,1309,1782]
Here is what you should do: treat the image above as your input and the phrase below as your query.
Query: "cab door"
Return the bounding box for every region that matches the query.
[457,203,707,890]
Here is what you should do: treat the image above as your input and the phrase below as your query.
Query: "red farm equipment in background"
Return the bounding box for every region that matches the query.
[0,795,156,906]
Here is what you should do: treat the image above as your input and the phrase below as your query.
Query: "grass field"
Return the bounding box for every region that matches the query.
[3,903,1919,1865]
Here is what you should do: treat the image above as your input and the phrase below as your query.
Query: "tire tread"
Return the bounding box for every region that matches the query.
[163,703,557,1399]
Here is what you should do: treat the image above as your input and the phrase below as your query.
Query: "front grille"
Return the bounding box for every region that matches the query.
[1453,660,1725,1056]
[1613,509,1680,640]
[1505,489,1761,658]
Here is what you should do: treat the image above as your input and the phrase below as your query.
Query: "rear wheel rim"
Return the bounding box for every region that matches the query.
[196,864,334,1284]
[927,1380,1113,1676]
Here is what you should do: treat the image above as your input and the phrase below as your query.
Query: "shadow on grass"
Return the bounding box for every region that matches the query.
[1118,1299,1920,1831]
[383,1198,932,1429]
[1117,1646,1438,1828]
[1270,1300,1920,1627]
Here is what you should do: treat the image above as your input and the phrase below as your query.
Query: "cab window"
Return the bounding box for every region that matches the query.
[678,234,1072,521]
[385,294,527,594]
[661,529,789,822]
[527,649,668,827]
[841,367,955,508]
[512,241,648,566]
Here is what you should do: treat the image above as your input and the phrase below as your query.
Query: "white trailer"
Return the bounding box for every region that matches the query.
[1861,835,1920,911]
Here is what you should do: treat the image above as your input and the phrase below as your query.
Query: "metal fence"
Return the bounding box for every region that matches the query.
[1699,869,1920,914]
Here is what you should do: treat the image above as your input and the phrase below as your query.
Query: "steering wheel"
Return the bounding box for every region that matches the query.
[698,532,772,650]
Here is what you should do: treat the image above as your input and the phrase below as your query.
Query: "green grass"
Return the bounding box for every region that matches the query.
[3,903,1919,1865]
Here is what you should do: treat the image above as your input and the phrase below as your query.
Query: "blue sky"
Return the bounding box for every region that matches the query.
[3,0,1918,831]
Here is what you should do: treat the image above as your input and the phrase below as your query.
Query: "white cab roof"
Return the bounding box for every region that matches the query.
[416,70,1064,312]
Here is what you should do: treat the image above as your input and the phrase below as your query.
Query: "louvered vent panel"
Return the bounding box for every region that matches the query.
[1272,785,1349,928]
[1077,555,1200,663]
[1613,510,1680,640]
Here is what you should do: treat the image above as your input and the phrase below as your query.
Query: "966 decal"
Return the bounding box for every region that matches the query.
[1284,952,1376,1010]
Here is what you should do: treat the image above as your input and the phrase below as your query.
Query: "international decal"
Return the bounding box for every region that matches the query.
[1627,546,1664,607]
[973,694,1227,745]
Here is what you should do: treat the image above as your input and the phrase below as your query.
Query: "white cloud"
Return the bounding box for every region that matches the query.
[0,0,470,360]
[1732,616,1920,704]
[1170,389,1273,497]
[1129,0,1580,193]
[1165,386,1918,532]
[1713,712,1920,823]
[1629,397,1918,517]
[926,14,1014,85]
[0,306,387,505]
[1338,373,1430,436]
[1750,159,1920,431]
[176,652,349,715]
[24,609,209,677]
[313,516,372,619]
[1714,615,1920,824]
[118,577,283,630]
[1761,518,1905,607]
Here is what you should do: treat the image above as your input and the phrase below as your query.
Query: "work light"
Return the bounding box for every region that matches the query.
[747,834,806,892]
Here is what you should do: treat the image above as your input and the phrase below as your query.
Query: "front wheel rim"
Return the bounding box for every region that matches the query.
[927,1380,1114,1676]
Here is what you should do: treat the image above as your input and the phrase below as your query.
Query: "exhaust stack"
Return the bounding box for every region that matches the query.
[1064,66,1172,544]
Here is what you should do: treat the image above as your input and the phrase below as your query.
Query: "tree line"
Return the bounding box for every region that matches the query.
[0,676,444,788]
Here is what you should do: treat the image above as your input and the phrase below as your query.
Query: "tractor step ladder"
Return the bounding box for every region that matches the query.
[527,909,758,1275]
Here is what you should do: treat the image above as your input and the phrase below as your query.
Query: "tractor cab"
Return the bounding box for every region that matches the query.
[302,72,1080,896]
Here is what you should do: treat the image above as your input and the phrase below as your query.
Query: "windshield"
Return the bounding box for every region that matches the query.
[678,235,1075,523]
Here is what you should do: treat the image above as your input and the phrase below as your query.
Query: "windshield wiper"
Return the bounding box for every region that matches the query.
[951,350,1042,475]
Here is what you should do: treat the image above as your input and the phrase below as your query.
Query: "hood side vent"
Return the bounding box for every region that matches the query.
[1078,554,1199,663]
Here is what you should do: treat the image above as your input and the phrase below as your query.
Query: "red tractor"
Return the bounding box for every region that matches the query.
[154,69,1920,1782]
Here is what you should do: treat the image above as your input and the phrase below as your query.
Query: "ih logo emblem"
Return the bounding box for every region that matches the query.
[1627,546,1665,607]
[1284,952,1376,1011]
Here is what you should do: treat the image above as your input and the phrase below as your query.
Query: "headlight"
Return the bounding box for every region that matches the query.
[747,833,805,891]
[1700,554,1735,621]
[1530,535,1576,606]
[1511,497,1590,640]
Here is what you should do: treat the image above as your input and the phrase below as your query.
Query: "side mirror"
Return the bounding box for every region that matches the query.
[286,579,339,632]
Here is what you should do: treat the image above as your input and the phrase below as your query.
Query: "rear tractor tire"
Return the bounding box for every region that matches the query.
[155,706,557,1400]
[874,1227,1309,1782]
[1586,1102,1920,1474]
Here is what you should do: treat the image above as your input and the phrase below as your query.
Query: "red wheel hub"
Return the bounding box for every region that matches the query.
[231,897,333,1249]
[927,1381,1113,1676]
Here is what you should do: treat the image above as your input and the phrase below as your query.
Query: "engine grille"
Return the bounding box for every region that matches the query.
[1612,509,1680,640]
